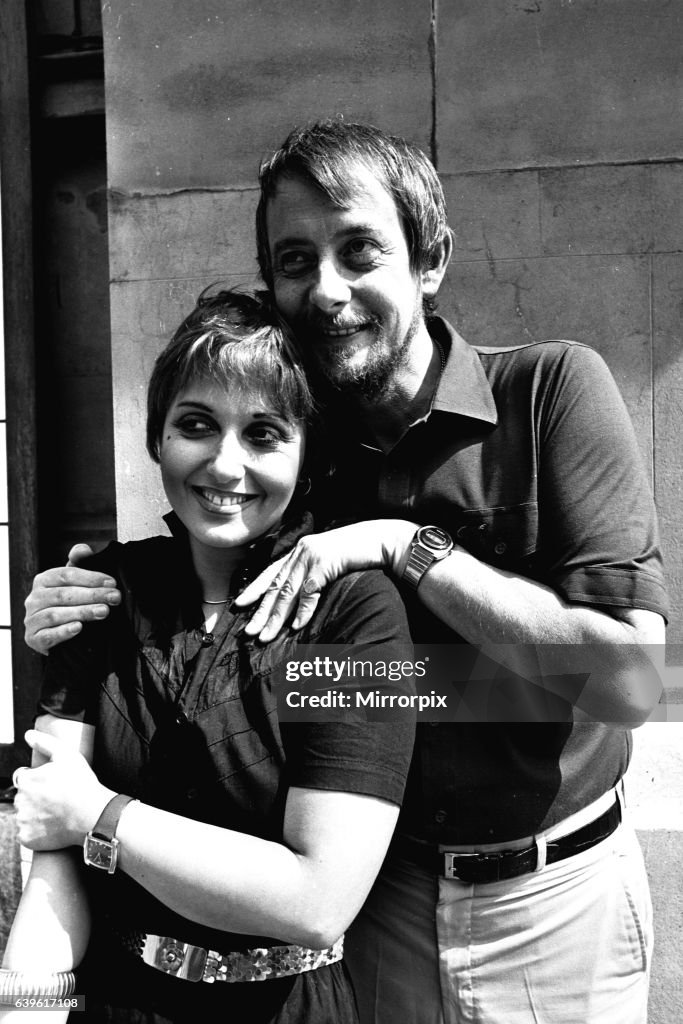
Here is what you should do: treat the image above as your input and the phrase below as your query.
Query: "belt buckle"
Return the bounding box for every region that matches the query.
[141,935,208,982]
[443,851,481,881]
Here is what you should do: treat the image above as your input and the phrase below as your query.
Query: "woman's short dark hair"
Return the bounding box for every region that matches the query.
[146,289,315,463]
[256,119,451,299]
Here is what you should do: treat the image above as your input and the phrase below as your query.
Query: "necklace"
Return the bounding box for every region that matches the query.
[434,339,447,376]
[202,597,230,605]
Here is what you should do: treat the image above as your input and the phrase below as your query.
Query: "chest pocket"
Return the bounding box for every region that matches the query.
[454,501,538,573]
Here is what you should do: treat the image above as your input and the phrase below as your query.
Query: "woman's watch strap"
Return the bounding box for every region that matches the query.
[83,793,135,874]
[402,525,454,590]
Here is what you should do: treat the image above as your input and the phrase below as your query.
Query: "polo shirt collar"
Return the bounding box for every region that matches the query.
[429,317,498,426]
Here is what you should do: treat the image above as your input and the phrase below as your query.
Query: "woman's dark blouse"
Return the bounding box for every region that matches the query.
[38,513,416,959]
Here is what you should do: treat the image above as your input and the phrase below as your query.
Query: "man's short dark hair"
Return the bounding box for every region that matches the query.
[256,120,451,302]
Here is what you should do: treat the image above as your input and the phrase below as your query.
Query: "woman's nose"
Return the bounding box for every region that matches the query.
[309,258,351,312]
[206,433,245,480]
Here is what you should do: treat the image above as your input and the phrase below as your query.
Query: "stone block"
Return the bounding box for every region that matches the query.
[438,254,653,467]
[108,189,258,282]
[540,164,653,256]
[652,163,683,254]
[652,254,683,642]
[102,0,433,191]
[437,0,683,173]
[443,170,540,262]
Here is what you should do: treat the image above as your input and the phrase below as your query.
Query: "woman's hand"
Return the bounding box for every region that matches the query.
[234,519,416,641]
[13,731,114,851]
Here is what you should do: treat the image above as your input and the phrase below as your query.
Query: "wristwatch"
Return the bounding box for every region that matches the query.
[402,525,454,590]
[83,793,135,874]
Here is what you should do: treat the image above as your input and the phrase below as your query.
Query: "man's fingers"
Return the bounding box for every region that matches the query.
[32,566,118,592]
[233,559,286,607]
[27,584,121,612]
[241,555,305,638]
[67,543,96,567]
[292,591,322,630]
[241,582,291,637]
[254,563,311,641]
[29,622,84,654]
[24,601,117,653]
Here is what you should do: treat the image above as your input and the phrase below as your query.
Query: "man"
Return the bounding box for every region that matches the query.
[24,121,667,1024]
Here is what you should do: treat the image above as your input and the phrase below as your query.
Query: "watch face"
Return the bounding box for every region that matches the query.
[418,526,452,552]
[84,835,117,873]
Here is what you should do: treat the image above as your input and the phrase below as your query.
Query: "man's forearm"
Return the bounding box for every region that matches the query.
[415,543,664,724]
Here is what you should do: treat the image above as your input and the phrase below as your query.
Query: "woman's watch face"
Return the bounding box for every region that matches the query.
[83,834,118,873]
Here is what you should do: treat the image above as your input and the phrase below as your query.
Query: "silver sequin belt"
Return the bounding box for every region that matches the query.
[126,931,344,984]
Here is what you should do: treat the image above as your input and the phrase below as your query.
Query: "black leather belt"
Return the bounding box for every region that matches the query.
[391,799,621,884]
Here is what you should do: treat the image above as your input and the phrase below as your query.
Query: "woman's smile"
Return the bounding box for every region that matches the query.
[192,486,259,514]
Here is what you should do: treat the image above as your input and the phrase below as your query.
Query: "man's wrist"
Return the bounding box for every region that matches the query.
[382,520,420,578]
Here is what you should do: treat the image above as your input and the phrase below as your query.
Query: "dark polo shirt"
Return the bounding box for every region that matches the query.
[315,317,668,843]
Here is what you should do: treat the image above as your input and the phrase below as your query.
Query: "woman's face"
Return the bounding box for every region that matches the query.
[160,378,305,557]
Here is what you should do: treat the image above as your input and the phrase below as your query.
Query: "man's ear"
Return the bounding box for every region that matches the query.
[421,230,453,299]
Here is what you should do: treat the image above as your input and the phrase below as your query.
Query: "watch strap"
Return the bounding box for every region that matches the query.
[91,793,135,842]
[402,546,438,589]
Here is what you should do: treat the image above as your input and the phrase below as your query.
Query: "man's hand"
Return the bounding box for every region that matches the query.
[24,544,121,654]
[13,731,114,851]
[234,519,416,641]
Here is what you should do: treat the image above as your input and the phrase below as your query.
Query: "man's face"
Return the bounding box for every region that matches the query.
[266,171,430,398]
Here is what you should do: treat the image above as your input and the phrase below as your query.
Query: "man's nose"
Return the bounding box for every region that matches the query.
[309,258,351,312]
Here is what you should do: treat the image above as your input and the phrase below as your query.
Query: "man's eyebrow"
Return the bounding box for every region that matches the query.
[272,224,388,253]
[271,235,311,255]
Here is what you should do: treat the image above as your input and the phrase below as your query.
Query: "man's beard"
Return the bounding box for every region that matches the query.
[302,304,422,401]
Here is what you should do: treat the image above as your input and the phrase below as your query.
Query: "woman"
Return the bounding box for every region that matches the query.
[2,290,416,1024]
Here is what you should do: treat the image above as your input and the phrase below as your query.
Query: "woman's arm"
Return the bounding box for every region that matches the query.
[21,728,400,950]
[1,719,93,1024]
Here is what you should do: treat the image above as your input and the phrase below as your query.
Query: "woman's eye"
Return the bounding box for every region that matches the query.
[248,425,284,447]
[277,251,314,277]
[174,416,214,436]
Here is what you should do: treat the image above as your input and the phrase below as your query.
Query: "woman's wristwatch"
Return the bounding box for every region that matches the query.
[401,525,454,590]
[83,794,135,874]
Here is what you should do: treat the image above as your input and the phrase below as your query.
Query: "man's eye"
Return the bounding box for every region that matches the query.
[277,251,314,277]
[344,239,382,266]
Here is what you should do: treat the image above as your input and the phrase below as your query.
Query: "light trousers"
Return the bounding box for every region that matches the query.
[346,822,652,1024]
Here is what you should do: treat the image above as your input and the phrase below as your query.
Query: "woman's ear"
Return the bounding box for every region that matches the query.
[421,230,453,300]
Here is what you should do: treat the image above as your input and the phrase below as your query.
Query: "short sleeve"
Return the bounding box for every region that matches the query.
[281,569,416,807]
[536,344,668,618]
[38,544,121,723]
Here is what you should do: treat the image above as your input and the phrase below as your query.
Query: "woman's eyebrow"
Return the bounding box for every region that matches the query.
[175,399,213,411]
[251,411,292,427]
